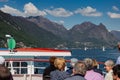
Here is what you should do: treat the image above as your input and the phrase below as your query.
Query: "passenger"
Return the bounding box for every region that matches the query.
[92,59,103,75]
[50,58,70,80]
[116,43,120,64]
[83,58,104,80]
[104,60,114,80]
[43,56,57,80]
[0,56,13,80]
[112,64,120,80]
[66,58,78,75]
[64,61,86,80]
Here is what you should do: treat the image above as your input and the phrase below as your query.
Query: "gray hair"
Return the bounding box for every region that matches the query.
[105,60,114,67]
[83,58,93,70]
[73,61,86,75]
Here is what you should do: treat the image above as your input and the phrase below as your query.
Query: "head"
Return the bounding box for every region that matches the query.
[92,59,98,68]
[0,56,5,66]
[49,56,57,65]
[112,64,120,80]
[83,58,93,70]
[73,61,86,76]
[104,60,114,72]
[70,58,78,67]
[54,58,66,71]
[0,66,11,80]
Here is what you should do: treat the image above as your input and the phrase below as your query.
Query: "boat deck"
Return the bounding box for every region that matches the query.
[13,74,43,80]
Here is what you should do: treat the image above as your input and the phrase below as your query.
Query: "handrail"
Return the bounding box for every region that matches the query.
[4,58,105,74]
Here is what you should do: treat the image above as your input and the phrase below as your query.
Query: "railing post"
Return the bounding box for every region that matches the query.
[23,74,27,80]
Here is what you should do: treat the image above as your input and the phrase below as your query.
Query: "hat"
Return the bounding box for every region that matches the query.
[0,56,5,64]
[70,58,78,63]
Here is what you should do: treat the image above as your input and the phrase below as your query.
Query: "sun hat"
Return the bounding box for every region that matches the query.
[0,56,5,65]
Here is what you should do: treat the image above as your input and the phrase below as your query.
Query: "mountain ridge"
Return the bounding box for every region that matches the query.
[0,10,118,48]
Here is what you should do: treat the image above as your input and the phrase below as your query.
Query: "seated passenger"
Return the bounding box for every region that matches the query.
[43,56,57,80]
[50,58,70,80]
[84,58,104,80]
[104,60,114,80]
[64,61,86,80]
[66,58,78,75]
[116,43,120,64]
[0,56,13,80]
[92,59,103,75]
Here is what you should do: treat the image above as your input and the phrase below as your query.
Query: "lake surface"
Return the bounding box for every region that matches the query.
[36,48,120,73]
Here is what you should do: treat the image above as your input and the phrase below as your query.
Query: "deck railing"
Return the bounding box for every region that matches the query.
[4,58,105,80]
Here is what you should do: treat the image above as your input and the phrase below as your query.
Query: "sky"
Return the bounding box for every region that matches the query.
[0,0,120,30]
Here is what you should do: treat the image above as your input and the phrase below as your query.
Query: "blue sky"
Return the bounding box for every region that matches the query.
[0,0,120,30]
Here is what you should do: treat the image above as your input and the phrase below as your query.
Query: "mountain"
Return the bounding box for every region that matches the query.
[27,16,69,39]
[0,10,64,48]
[111,30,120,40]
[0,10,118,48]
[69,22,118,48]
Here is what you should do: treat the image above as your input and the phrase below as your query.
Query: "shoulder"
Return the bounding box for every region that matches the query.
[85,70,104,80]
[65,76,85,80]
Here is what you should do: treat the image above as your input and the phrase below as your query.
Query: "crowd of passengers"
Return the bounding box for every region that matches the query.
[43,56,120,80]
[0,44,120,80]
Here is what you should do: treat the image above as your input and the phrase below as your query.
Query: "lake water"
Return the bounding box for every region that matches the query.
[36,48,120,73]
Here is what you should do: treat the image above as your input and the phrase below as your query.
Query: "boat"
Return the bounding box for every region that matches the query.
[102,46,105,51]
[84,47,88,51]
[0,48,71,80]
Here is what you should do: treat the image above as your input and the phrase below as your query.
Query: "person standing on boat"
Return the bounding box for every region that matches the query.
[116,43,120,64]
[43,56,57,80]
[50,58,70,80]
[0,56,13,80]
[64,61,86,80]
[66,58,78,75]
[104,60,114,80]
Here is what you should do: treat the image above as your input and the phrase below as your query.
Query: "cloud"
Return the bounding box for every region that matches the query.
[0,0,8,2]
[75,6,102,17]
[112,6,119,11]
[59,20,64,24]
[0,5,24,16]
[45,8,73,17]
[24,2,46,17]
[107,12,120,18]
[53,20,64,25]
[0,2,46,17]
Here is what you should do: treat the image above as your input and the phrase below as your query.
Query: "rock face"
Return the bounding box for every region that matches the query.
[27,16,69,39]
[111,30,120,40]
[69,22,118,47]
[0,10,118,48]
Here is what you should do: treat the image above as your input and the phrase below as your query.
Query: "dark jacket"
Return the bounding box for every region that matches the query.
[93,68,103,75]
[43,64,56,80]
[66,66,73,75]
[50,70,70,80]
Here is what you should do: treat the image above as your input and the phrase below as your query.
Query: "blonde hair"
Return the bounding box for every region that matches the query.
[92,59,98,68]
[54,58,66,71]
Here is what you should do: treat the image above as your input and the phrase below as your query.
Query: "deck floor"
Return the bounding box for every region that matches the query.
[13,74,42,80]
